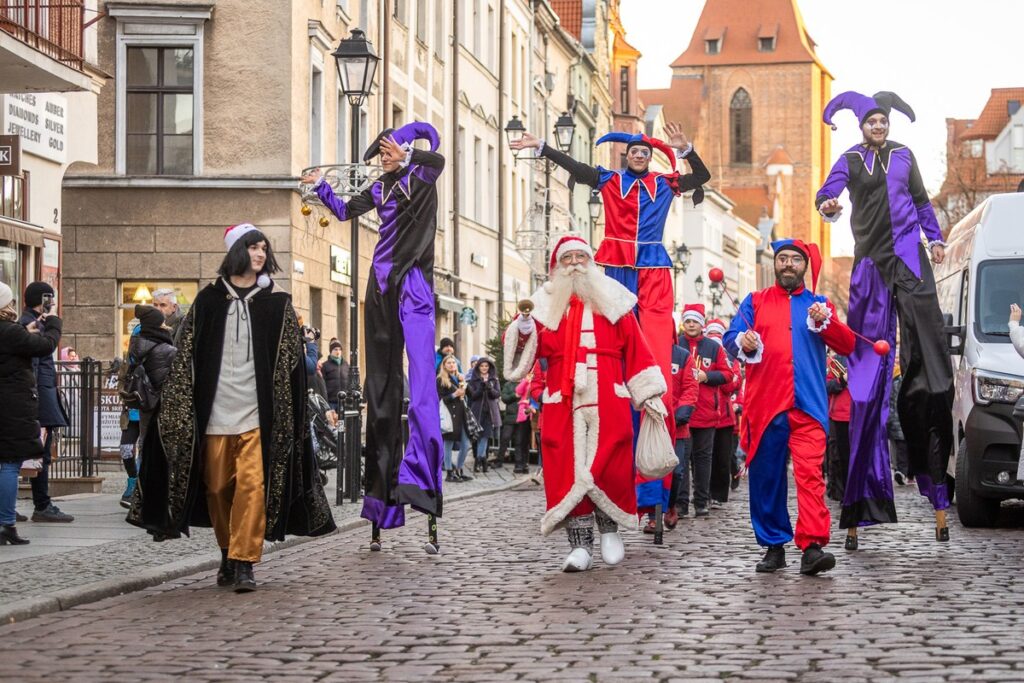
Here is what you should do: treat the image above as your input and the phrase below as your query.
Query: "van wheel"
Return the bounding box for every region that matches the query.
[954,437,999,527]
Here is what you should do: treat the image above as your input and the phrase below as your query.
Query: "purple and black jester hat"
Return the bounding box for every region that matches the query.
[363,121,441,161]
[822,91,916,130]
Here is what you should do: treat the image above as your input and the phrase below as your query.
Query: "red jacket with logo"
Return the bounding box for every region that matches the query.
[682,334,734,429]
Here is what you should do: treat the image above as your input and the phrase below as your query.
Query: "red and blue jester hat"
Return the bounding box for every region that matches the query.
[596,131,705,206]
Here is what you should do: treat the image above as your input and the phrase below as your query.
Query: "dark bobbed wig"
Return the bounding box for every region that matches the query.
[217,229,281,279]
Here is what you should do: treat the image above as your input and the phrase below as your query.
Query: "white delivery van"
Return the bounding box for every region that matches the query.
[934,192,1024,527]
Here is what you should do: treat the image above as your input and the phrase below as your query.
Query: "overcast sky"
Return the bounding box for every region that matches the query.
[620,0,1024,256]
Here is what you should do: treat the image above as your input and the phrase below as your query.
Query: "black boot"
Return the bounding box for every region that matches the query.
[458,467,473,481]
[0,525,29,545]
[800,543,836,576]
[756,545,786,573]
[445,470,456,483]
[216,548,235,586]
[233,561,257,593]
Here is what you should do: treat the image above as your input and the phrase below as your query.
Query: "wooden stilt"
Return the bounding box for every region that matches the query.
[424,514,440,554]
[370,523,382,551]
[935,509,949,542]
[653,503,664,546]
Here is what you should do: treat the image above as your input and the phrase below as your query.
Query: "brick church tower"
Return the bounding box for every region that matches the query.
[642,0,833,260]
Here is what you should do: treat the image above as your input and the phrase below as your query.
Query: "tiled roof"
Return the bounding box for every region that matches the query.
[670,0,828,73]
[640,79,703,140]
[764,145,794,167]
[551,0,582,39]
[961,88,1024,140]
[722,185,772,227]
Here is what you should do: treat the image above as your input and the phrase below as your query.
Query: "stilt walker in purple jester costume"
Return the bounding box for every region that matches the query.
[815,91,954,549]
[302,122,445,553]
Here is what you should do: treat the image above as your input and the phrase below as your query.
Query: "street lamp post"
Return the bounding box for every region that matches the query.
[670,241,690,309]
[588,190,602,241]
[331,28,379,504]
[694,274,704,301]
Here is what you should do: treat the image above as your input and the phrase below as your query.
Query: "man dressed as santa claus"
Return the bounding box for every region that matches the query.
[504,235,669,572]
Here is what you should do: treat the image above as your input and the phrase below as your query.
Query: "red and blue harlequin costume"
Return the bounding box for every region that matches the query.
[722,240,856,552]
[537,132,711,429]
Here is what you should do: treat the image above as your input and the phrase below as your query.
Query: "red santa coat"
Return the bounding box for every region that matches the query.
[504,276,666,535]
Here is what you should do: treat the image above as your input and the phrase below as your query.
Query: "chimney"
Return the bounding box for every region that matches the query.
[1009,100,1021,116]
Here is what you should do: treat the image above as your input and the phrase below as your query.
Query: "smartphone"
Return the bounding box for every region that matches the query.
[41,292,55,313]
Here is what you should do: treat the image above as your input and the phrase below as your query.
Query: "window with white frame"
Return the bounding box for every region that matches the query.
[310,63,324,166]
[434,2,445,57]
[111,5,210,176]
[416,0,427,42]
[473,136,482,222]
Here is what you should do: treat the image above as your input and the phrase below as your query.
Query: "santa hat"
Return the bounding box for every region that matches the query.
[704,318,726,337]
[224,223,259,251]
[772,238,822,293]
[823,90,915,130]
[549,234,594,272]
[364,121,441,161]
[681,303,706,327]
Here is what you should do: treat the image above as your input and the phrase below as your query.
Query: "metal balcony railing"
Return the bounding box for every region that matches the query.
[0,1,84,70]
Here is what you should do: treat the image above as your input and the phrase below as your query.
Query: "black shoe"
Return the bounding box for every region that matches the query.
[731,477,740,491]
[677,505,690,518]
[32,504,74,523]
[694,507,709,517]
[0,525,29,545]
[217,549,235,586]
[844,534,858,551]
[458,468,473,481]
[445,470,457,483]
[233,561,257,592]
[513,467,529,474]
[472,462,479,473]
[936,526,949,542]
[15,512,27,523]
[894,471,906,486]
[756,545,786,573]
[800,543,836,575]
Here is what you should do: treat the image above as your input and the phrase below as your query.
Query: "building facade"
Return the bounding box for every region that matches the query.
[0,0,101,315]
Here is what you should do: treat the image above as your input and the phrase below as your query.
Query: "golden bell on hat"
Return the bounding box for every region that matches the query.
[517,298,534,315]
[300,205,312,216]
[318,216,330,227]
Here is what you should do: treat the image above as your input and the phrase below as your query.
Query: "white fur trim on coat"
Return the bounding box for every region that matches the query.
[539,406,638,536]
[626,365,667,409]
[529,276,637,330]
[503,317,539,381]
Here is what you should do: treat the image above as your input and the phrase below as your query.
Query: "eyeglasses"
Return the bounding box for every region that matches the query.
[559,251,589,264]
[774,254,806,266]
[627,147,651,159]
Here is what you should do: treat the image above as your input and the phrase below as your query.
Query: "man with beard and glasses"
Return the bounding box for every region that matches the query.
[503,235,669,573]
[816,91,954,544]
[723,239,856,575]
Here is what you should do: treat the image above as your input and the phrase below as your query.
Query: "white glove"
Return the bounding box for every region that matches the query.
[516,314,536,335]
[642,397,668,420]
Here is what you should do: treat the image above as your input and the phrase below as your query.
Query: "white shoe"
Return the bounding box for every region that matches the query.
[561,548,593,572]
[600,532,625,566]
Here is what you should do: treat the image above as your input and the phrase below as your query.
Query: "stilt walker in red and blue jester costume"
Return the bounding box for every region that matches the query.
[723,239,855,576]
[302,123,445,553]
[509,123,711,430]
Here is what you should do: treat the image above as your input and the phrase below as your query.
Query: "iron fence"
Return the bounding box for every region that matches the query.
[50,358,108,479]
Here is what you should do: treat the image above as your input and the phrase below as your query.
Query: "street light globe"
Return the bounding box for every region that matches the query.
[675,243,691,273]
[588,191,602,220]
[694,274,704,298]
[505,115,526,156]
[554,111,576,152]
[332,29,379,107]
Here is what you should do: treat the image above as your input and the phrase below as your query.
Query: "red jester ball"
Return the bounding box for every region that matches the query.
[873,339,891,356]
[708,267,724,283]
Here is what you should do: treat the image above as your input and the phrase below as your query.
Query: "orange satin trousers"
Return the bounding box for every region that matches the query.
[203,429,266,563]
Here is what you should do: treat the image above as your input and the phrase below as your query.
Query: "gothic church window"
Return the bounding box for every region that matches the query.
[730,88,752,164]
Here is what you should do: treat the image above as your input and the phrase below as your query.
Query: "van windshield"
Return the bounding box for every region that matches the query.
[976,258,1024,340]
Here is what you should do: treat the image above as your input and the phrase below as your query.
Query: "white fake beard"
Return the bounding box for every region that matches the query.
[547,262,614,318]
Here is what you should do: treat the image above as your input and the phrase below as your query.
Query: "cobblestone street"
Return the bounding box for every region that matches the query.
[2,482,1023,681]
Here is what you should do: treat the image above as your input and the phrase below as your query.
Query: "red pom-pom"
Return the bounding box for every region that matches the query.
[873,340,891,356]
[708,267,724,283]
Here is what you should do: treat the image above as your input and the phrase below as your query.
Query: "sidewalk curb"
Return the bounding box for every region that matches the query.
[1,476,530,625]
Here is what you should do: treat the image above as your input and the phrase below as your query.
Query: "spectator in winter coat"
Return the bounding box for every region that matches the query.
[118,305,178,507]
[467,357,501,471]
[18,282,73,524]
[435,337,461,372]
[496,379,521,468]
[666,343,699,527]
[706,319,741,505]
[0,281,63,546]
[152,288,184,342]
[437,355,473,482]
[1010,304,1024,359]
[321,339,350,410]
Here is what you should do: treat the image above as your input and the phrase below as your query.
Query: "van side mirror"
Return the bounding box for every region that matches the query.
[942,312,965,355]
